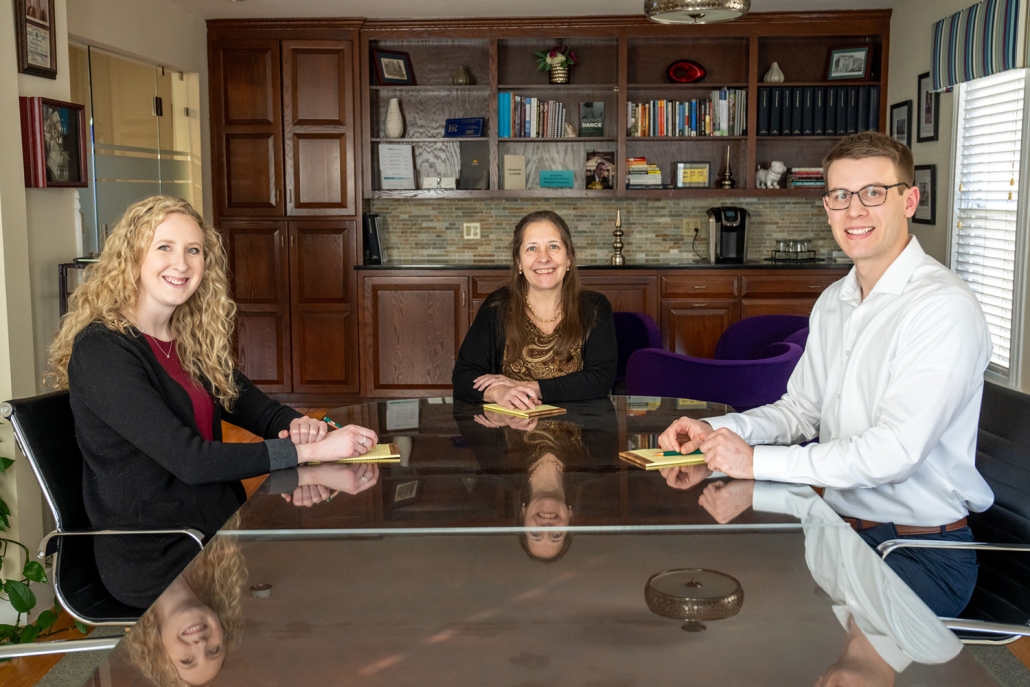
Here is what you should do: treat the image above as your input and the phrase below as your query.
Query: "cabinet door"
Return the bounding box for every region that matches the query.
[662,299,739,359]
[362,276,469,397]
[580,274,659,320]
[283,40,357,216]
[224,221,291,392]
[740,297,819,318]
[289,221,359,393]
[210,39,284,216]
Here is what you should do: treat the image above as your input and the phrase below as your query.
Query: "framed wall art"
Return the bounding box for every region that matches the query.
[373,50,416,86]
[15,0,57,79]
[19,97,88,188]
[912,164,936,225]
[890,100,912,148]
[917,72,940,143]
[827,46,870,81]
[674,161,711,188]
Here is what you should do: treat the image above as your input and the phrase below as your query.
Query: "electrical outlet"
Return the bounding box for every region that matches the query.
[683,218,702,237]
[463,222,481,239]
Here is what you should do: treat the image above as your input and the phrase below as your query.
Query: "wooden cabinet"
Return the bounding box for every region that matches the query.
[361,275,470,397]
[740,271,842,318]
[580,273,659,321]
[661,273,741,357]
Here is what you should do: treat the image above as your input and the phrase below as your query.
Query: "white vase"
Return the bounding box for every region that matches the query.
[763,62,784,83]
[384,98,404,138]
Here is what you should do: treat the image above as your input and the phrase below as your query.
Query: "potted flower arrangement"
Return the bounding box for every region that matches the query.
[533,45,577,84]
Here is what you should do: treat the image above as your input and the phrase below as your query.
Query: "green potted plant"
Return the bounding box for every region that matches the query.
[533,45,577,84]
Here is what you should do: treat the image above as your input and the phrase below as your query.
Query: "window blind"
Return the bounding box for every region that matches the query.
[952,69,1026,371]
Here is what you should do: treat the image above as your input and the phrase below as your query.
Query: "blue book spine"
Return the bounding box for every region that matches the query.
[868,85,880,132]
[857,86,870,132]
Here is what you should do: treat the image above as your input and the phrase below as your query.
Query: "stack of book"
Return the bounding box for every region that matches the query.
[498,93,568,138]
[625,157,663,188]
[786,167,826,189]
[628,89,746,138]
[758,85,880,137]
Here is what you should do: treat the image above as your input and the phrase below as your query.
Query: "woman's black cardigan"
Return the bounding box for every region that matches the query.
[67,322,302,607]
[451,288,617,404]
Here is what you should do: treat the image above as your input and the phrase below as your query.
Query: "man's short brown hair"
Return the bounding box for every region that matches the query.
[822,130,915,186]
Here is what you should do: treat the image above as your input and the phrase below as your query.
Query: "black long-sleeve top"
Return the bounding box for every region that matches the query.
[68,322,302,607]
[452,288,617,404]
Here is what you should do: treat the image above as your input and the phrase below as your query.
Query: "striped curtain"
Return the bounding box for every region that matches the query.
[931,0,1028,92]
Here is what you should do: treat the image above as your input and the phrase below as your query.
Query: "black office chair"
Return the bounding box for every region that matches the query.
[1,391,203,630]
[878,381,1030,644]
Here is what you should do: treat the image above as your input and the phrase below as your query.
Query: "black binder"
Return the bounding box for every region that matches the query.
[857,86,870,132]
[781,87,792,136]
[846,86,859,135]
[758,88,770,136]
[769,87,782,135]
[792,87,804,136]
[362,213,384,265]
[802,87,814,136]
[814,87,825,136]
[868,85,881,132]
[825,86,836,136]
[837,87,849,136]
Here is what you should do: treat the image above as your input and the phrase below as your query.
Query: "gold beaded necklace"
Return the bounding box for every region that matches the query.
[526,299,562,323]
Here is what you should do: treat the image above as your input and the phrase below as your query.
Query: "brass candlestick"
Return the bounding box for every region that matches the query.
[611,208,625,265]
[719,145,736,189]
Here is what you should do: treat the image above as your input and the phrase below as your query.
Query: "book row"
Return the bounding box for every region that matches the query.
[498,95,608,139]
[628,89,747,138]
[758,85,880,137]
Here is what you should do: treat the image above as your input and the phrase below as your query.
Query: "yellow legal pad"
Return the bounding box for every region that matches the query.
[307,443,401,465]
[481,403,567,418]
[619,448,706,470]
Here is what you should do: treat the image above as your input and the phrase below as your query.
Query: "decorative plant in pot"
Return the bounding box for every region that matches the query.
[534,45,577,84]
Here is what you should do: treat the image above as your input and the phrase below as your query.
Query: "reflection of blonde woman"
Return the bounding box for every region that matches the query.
[124,518,245,687]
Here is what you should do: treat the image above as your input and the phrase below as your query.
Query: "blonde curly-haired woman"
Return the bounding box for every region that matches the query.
[47,195,377,608]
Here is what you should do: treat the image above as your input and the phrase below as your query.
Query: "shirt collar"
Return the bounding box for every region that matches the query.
[839,236,925,305]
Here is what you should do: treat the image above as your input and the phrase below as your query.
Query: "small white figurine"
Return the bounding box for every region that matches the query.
[756,160,786,189]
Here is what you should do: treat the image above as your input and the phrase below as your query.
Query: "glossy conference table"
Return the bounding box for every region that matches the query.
[84,397,998,686]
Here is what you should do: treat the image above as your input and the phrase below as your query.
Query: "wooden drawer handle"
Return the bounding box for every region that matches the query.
[692,285,707,289]
[808,284,823,289]
[691,303,707,308]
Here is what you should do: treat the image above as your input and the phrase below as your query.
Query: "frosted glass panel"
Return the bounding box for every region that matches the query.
[94,149,160,181]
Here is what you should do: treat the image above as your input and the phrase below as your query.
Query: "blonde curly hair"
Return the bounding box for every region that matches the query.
[46,195,240,407]
[123,517,246,687]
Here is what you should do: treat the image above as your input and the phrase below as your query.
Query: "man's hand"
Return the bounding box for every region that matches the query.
[657,464,714,491]
[278,416,328,444]
[657,417,713,454]
[698,479,755,523]
[700,428,755,479]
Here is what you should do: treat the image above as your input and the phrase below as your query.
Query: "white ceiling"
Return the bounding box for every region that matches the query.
[168,0,902,21]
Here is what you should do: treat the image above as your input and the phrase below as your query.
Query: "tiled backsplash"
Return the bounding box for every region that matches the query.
[370,197,837,265]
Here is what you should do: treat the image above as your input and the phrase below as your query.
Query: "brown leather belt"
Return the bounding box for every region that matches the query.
[841,516,968,535]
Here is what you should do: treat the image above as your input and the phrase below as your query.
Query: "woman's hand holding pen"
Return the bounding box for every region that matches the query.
[295,424,378,463]
[296,463,379,496]
[278,416,328,444]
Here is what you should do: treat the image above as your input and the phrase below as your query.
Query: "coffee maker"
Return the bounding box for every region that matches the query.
[707,206,749,264]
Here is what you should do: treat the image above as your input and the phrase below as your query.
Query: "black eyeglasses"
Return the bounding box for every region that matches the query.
[822,182,910,210]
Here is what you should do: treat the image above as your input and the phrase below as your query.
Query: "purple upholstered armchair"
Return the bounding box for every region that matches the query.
[612,312,663,394]
[625,342,804,411]
[714,314,809,360]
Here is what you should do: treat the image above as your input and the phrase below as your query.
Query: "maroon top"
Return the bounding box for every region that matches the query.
[144,335,215,441]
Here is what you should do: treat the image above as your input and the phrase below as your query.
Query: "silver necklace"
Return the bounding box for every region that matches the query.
[133,319,174,359]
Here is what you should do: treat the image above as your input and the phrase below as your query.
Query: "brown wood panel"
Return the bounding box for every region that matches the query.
[284,40,356,215]
[662,299,739,359]
[740,272,840,297]
[661,273,739,298]
[580,273,659,320]
[362,276,469,396]
[740,297,819,318]
[627,36,749,84]
[471,274,509,298]
[290,220,359,393]
[237,310,291,391]
[209,38,283,217]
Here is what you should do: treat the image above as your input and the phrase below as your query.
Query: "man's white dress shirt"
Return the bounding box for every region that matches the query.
[707,237,994,526]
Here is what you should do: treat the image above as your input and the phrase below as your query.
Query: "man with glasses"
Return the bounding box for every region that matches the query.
[657,131,993,616]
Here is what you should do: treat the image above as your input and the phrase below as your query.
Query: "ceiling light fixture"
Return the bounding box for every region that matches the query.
[644,0,751,24]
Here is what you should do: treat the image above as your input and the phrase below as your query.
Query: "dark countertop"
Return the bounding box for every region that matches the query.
[356,261,852,270]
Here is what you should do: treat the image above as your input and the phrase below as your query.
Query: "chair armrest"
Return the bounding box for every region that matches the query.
[940,617,1030,640]
[38,528,205,559]
[877,538,1030,559]
[0,636,122,660]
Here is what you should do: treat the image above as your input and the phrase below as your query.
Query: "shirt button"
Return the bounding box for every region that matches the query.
[846,350,851,356]
[837,394,841,400]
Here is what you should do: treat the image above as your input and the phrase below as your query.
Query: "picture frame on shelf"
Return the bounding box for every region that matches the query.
[890,100,911,148]
[827,46,870,81]
[373,50,416,86]
[19,97,88,188]
[912,164,936,224]
[917,72,940,143]
[14,0,57,79]
[674,161,711,189]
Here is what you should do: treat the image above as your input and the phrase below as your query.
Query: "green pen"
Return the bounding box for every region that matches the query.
[322,415,343,429]
[661,449,703,456]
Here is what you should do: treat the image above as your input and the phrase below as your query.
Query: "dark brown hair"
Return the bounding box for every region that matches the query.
[503,210,585,368]
[822,130,915,186]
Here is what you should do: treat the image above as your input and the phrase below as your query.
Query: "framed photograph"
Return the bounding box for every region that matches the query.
[19,97,88,188]
[14,0,57,79]
[917,72,940,143]
[890,100,912,148]
[674,161,711,189]
[912,164,936,225]
[827,46,870,81]
[372,50,416,86]
[384,479,421,510]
